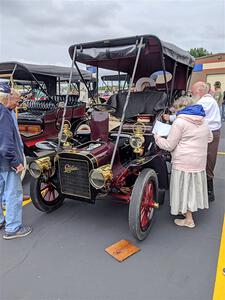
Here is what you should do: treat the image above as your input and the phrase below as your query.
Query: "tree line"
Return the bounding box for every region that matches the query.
[188,48,212,58]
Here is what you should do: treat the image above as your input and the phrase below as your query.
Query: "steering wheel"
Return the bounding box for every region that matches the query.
[92,103,116,114]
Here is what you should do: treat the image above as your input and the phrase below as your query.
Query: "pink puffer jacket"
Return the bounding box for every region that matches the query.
[155,115,213,172]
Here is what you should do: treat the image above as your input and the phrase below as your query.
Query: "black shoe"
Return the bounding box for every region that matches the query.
[3,226,32,240]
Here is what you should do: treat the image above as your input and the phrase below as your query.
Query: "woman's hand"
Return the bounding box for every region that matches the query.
[162,114,170,122]
[153,134,160,141]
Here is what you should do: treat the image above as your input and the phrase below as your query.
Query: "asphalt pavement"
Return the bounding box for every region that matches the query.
[0,125,224,300]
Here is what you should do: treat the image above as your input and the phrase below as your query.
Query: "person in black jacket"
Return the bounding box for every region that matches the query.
[0,83,32,239]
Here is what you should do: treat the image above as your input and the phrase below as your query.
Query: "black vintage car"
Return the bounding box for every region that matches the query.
[28,35,194,240]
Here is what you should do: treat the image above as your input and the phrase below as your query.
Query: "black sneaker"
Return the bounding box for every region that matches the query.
[3,226,32,240]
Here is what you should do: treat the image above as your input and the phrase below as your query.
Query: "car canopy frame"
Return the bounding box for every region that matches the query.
[69,34,194,92]
[0,61,93,97]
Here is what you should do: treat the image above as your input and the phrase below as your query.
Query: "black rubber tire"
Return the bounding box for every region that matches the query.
[30,176,64,212]
[129,168,159,241]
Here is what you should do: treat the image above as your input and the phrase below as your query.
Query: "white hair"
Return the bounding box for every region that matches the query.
[172,96,194,111]
[0,92,9,105]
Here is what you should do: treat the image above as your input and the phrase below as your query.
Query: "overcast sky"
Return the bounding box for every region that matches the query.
[0,0,224,68]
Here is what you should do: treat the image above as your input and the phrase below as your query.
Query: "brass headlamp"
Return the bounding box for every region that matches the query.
[61,121,73,147]
[129,122,145,154]
[90,164,113,189]
[29,157,52,179]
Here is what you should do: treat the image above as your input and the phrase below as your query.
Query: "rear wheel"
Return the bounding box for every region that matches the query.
[30,175,64,212]
[129,168,158,240]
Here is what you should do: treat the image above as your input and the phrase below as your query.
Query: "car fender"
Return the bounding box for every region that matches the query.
[127,154,169,190]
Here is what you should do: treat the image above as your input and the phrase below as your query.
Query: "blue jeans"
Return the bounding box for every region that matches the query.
[0,171,23,232]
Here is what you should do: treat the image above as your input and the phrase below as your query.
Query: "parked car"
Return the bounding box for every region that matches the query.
[28,35,194,240]
[0,61,94,157]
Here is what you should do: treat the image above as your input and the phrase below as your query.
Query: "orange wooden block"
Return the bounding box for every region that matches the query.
[105,239,140,262]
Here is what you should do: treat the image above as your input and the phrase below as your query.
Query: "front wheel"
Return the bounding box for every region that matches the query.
[129,168,158,240]
[30,175,64,212]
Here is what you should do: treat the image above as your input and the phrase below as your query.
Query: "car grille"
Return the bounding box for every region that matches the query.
[59,158,91,199]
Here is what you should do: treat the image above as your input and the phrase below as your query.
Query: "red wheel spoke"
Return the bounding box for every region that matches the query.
[141,212,149,228]
[140,181,154,231]
[40,180,59,203]
[41,186,48,192]
[49,190,54,201]
[43,189,49,198]
[48,190,51,201]
[44,189,51,201]
[140,207,145,218]
[147,183,154,201]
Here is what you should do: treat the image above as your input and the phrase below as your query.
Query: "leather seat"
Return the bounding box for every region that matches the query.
[108,90,168,119]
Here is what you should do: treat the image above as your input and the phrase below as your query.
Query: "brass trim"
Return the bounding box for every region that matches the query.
[79,151,98,168]
[63,148,98,168]
[129,122,145,155]
[90,164,112,189]
[0,73,12,78]
[29,156,52,178]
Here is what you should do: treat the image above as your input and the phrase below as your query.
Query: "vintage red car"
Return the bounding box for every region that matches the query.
[0,61,94,157]
[28,35,194,240]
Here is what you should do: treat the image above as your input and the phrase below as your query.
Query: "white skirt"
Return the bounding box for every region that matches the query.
[170,169,209,215]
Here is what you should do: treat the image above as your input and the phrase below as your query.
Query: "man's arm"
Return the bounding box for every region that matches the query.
[0,112,21,168]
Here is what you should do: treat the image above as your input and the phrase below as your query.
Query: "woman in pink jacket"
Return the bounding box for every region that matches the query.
[155,104,213,228]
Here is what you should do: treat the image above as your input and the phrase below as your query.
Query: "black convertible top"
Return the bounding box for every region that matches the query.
[69,35,194,91]
[69,35,194,69]
[0,61,92,82]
